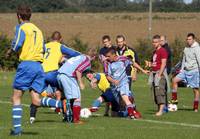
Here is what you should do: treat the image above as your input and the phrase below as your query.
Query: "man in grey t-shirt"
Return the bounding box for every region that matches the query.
[171,33,200,112]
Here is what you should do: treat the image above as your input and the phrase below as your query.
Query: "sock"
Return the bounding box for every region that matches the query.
[73,101,81,123]
[193,101,199,110]
[12,105,22,133]
[92,99,101,108]
[172,90,177,100]
[30,104,38,118]
[126,104,134,117]
[91,100,101,112]
[41,97,62,108]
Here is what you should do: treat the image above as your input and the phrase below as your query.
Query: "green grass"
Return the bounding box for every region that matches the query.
[0,72,199,139]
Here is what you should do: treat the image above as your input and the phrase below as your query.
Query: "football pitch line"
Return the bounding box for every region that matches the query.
[0,100,200,129]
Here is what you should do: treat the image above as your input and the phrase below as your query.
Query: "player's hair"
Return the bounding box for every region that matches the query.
[116,35,126,41]
[102,35,111,41]
[87,48,97,58]
[187,33,195,39]
[152,35,161,40]
[105,47,116,55]
[17,5,31,21]
[51,31,62,41]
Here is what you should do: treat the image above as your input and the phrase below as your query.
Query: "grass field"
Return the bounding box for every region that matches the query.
[1,13,200,46]
[0,72,200,139]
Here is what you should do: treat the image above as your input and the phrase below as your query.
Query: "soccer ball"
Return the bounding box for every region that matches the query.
[168,104,178,112]
[80,108,92,118]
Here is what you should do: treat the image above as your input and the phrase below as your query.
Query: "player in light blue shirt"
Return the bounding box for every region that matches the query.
[57,48,96,123]
[105,47,149,119]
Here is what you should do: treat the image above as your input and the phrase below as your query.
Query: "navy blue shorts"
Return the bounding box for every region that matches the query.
[101,89,120,112]
[13,61,45,93]
[45,70,59,88]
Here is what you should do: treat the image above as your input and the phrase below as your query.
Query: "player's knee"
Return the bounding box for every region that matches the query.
[74,98,81,102]
[97,96,104,103]
[32,98,41,106]
[172,77,178,84]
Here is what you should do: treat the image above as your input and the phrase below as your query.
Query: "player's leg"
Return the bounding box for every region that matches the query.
[31,68,63,109]
[121,94,135,119]
[55,90,62,114]
[170,71,185,104]
[128,93,142,119]
[90,96,104,112]
[119,82,137,119]
[193,88,199,112]
[10,61,32,135]
[155,76,167,116]
[104,102,111,116]
[57,74,78,123]
[73,98,81,123]
[10,89,24,135]
[29,104,38,124]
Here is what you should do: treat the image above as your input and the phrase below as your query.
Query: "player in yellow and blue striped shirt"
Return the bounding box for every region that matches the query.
[86,72,120,116]
[10,5,64,136]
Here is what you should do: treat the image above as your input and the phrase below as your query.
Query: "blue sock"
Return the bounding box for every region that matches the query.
[12,105,22,133]
[92,99,101,108]
[41,97,62,108]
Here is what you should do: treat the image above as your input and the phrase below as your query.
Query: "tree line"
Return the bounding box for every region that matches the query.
[0,0,200,13]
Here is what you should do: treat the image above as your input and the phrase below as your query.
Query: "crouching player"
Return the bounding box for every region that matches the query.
[105,47,149,119]
[29,31,81,123]
[86,72,120,116]
[9,5,64,136]
[57,49,96,123]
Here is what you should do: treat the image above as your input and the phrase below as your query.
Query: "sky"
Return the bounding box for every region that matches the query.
[184,0,192,4]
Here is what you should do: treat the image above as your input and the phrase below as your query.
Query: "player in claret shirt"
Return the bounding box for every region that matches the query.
[57,48,96,124]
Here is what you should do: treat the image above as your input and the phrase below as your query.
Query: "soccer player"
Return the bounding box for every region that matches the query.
[10,5,64,136]
[170,33,200,112]
[99,35,116,116]
[57,48,96,123]
[105,47,149,119]
[29,31,81,123]
[148,35,168,116]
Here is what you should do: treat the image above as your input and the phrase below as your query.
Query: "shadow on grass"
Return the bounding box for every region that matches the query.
[35,120,58,123]
[23,131,39,135]
[42,111,59,115]
[143,109,156,115]
[177,108,193,111]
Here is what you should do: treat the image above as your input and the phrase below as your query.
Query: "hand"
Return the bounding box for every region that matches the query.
[90,80,97,88]
[79,82,85,90]
[156,74,161,79]
[113,80,120,86]
[132,73,137,81]
[145,60,151,68]
[5,48,12,59]
[143,70,150,75]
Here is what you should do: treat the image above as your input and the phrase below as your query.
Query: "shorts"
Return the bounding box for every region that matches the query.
[101,88,120,112]
[13,61,45,93]
[153,75,167,105]
[116,82,131,96]
[176,69,200,88]
[57,74,80,99]
[45,70,59,88]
